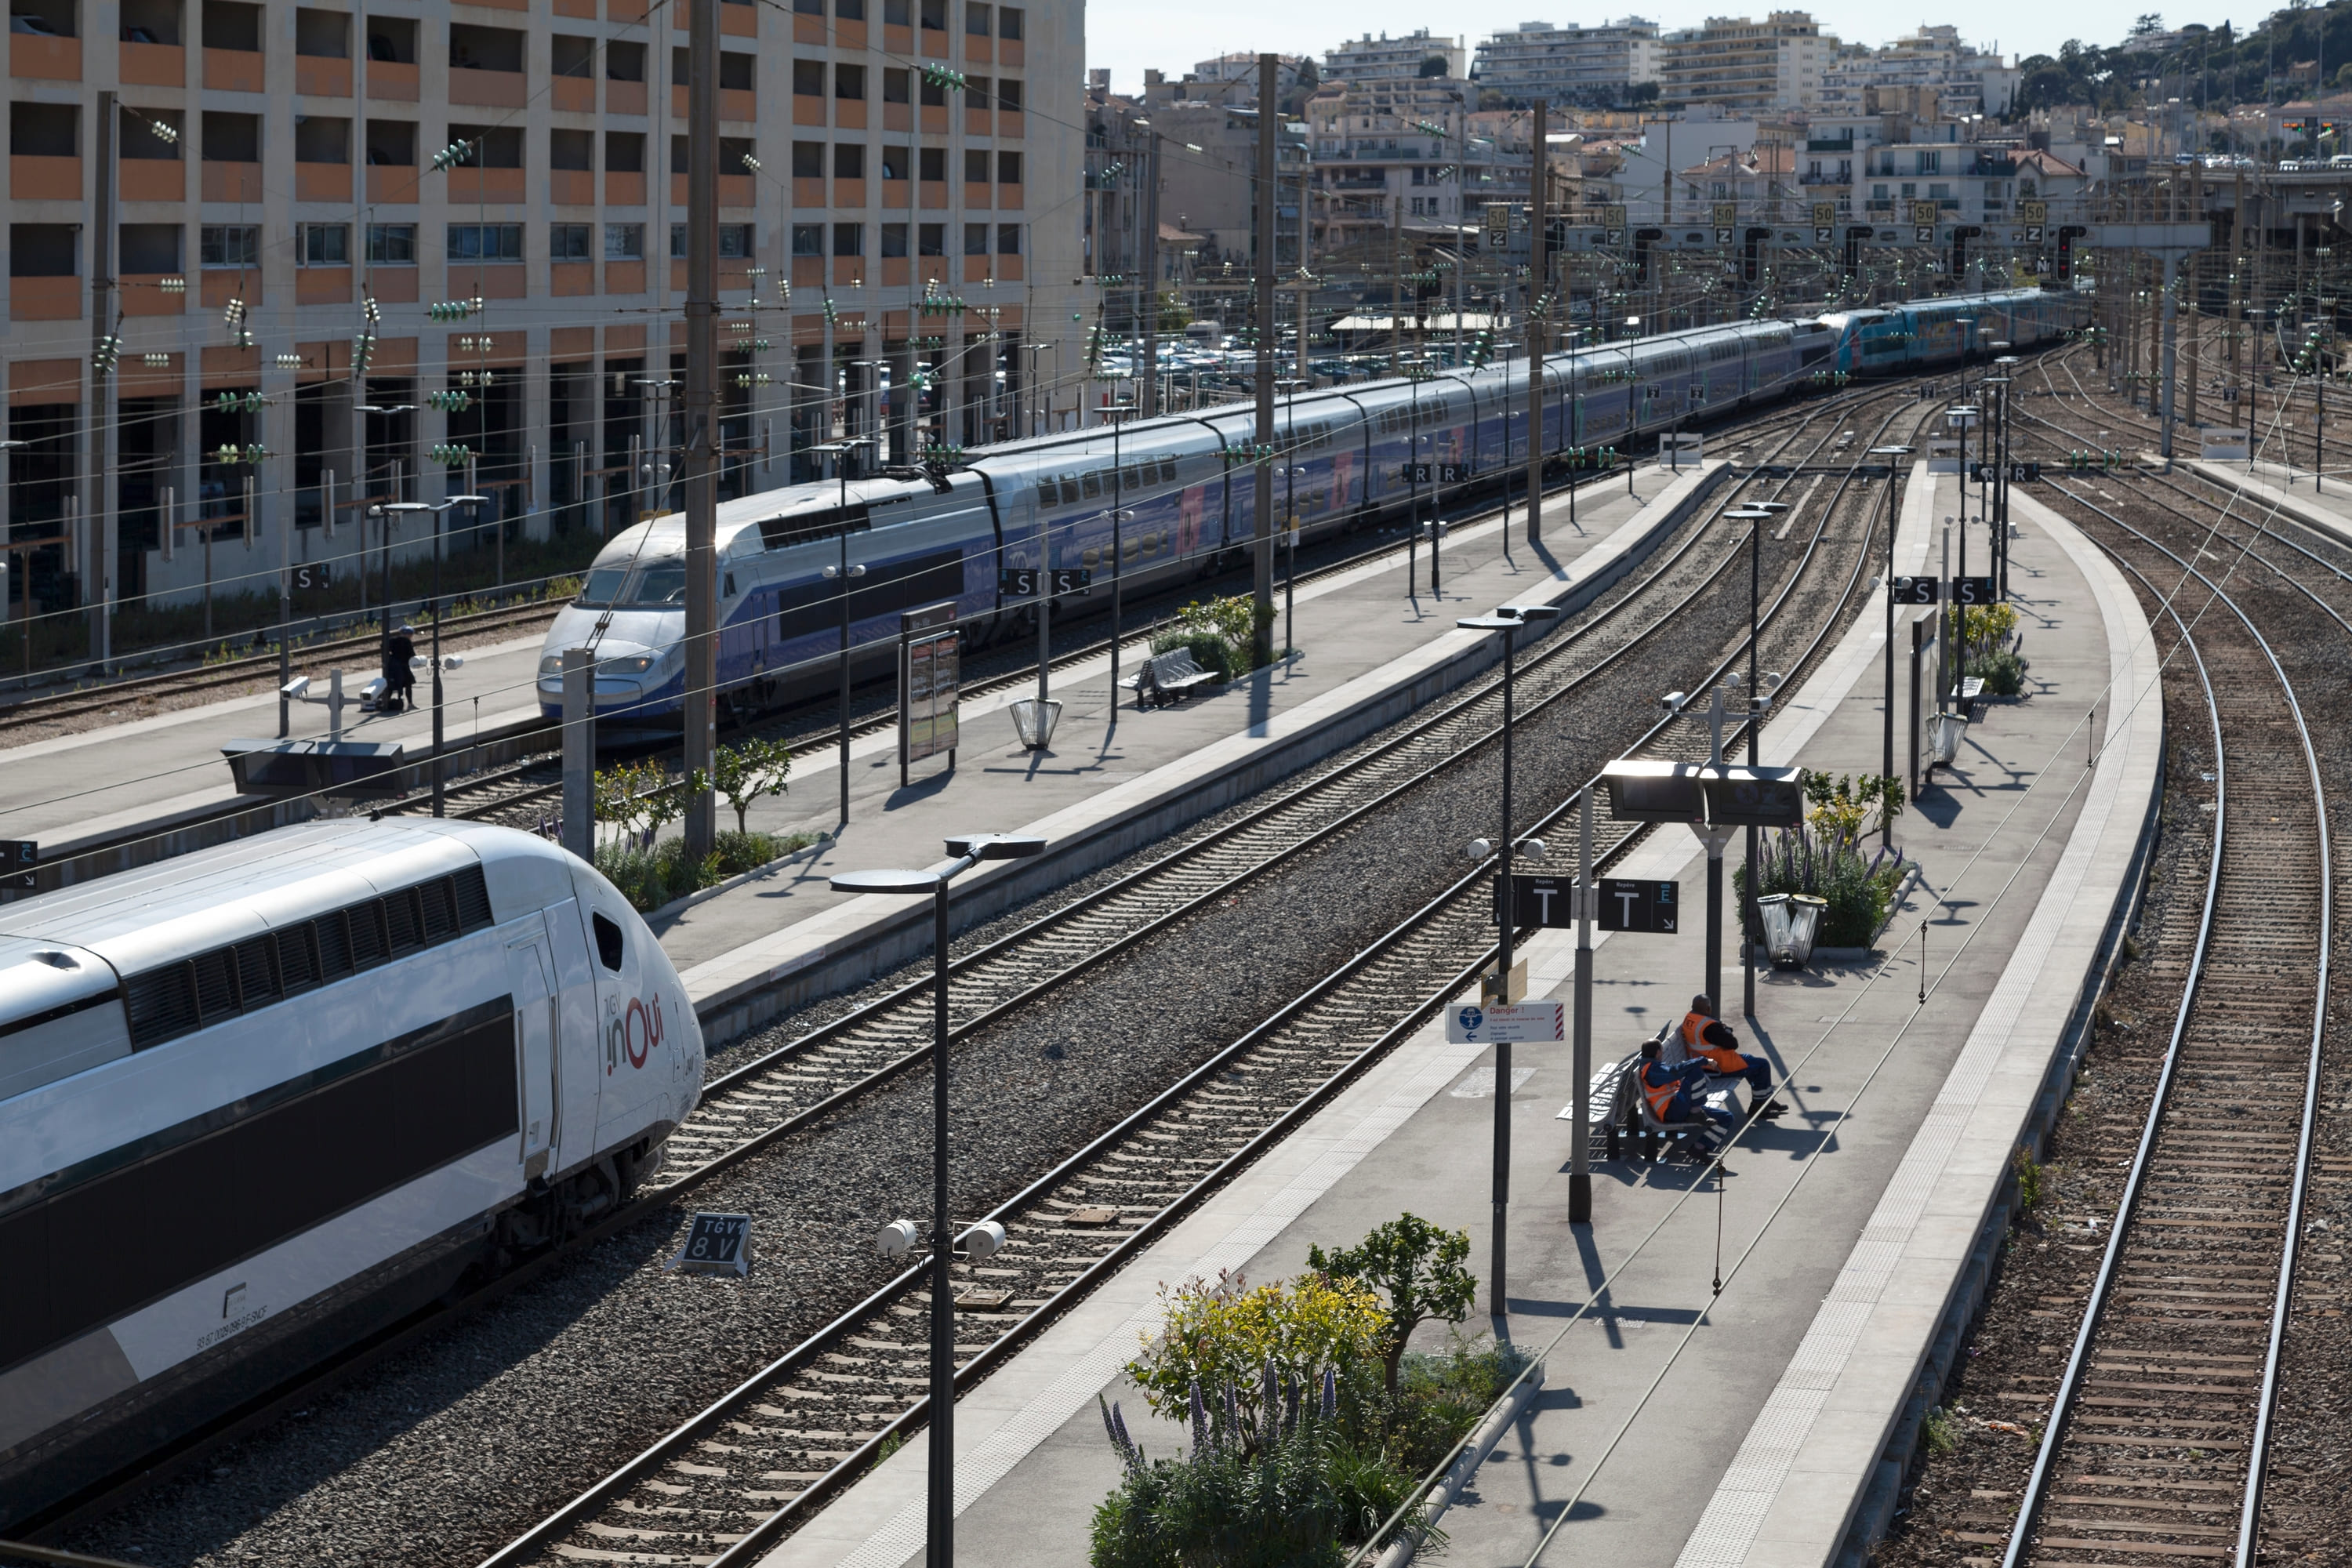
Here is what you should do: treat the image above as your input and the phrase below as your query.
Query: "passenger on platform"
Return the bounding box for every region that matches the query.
[1678,993,1788,1119]
[1637,1040,1736,1152]
[382,624,418,715]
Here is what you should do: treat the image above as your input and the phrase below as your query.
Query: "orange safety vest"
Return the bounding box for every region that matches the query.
[1680,1012,1747,1076]
[1640,1063,1682,1120]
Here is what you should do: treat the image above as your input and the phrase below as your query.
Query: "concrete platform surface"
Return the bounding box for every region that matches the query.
[0,632,548,848]
[750,465,2160,1568]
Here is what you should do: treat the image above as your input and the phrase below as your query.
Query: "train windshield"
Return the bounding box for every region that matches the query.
[574,561,688,608]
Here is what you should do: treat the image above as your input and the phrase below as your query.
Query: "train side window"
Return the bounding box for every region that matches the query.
[1034,476,1058,508]
[1081,470,1101,499]
[592,911,625,971]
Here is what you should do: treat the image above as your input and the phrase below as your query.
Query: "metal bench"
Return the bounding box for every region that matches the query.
[1121,648,1220,709]
[1600,1046,1750,1163]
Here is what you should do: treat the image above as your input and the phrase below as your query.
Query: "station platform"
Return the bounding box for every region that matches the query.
[654,461,1730,1040]
[746,465,2164,1568]
[2183,456,2352,546]
[0,631,549,850]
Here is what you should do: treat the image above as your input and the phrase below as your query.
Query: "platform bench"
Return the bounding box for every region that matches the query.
[1121,648,1219,709]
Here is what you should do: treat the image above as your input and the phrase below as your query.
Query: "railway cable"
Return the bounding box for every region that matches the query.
[469,392,1933,1568]
[13,380,1926,1554]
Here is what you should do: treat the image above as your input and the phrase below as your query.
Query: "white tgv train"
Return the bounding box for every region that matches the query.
[0,821,700,1526]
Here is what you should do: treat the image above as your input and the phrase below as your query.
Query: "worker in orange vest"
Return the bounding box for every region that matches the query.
[1637,1039,1735,1152]
[1678,994,1788,1119]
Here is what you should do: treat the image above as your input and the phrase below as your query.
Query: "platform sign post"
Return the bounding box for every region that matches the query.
[1570,790,1593,1222]
[898,602,959,789]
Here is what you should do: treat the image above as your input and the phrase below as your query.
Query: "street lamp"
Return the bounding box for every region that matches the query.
[1661,670,1782,1012]
[1867,446,1914,845]
[1722,502,1778,1018]
[1105,399,1138,693]
[831,832,1049,1568]
[1456,601,1563,1304]
[811,437,877,824]
[423,495,485,815]
[379,499,435,677]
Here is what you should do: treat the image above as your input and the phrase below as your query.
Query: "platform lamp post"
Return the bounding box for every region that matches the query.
[379,499,435,680]
[809,437,876,824]
[419,495,485,815]
[837,832,1048,1568]
[1457,601,1563,1312]
[1978,373,2010,604]
[1868,446,1914,844]
[1723,503,1777,1018]
[1662,671,1781,1013]
[1991,354,2020,597]
[1105,399,1137,692]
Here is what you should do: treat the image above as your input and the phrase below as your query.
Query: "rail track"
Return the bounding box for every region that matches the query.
[0,593,568,737]
[471,387,1930,1568]
[13,376,1919,1556]
[371,383,1904,830]
[1983,477,2332,1568]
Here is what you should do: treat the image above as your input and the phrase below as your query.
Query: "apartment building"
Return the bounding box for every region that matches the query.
[1322,31,1465,85]
[1304,74,1483,254]
[1656,12,1835,113]
[2,0,1083,619]
[1471,19,1659,110]
[1814,27,2017,119]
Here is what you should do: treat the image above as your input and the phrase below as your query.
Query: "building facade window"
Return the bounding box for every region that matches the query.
[298,223,349,264]
[367,223,416,263]
[550,222,593,260]
[200,223,261,267]
[448,223,524,260]
[604,222,645,258]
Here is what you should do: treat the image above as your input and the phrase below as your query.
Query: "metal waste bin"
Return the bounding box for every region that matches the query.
[1927,710,1969,768]
[1010,697,1062,751]
[1755,892,1829,968]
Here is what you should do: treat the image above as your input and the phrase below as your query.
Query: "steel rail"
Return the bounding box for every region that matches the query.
[481,389,1928,1568]
[1997,543,2224,1568]
[12,382,1908,1551]
[643,385,1924,1198]
[2002,480,2332,1568]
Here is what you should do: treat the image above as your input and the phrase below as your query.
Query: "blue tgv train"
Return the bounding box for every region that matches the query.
[535,288,2081,728]
[1819,285,2089,376]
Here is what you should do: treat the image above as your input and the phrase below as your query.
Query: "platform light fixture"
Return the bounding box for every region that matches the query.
[831,833,1049,1568]
[1454,601,1565,1265]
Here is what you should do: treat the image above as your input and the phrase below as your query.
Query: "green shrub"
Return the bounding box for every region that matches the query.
[1151,592,1276,679]
[1735,828,1907,948]
[1149,630,1233,681]
[593,829,812,913]
[1969,648,2029,696]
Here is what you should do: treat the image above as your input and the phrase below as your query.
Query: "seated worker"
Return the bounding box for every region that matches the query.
[1678,994,1788,1119]
[1637,1039,1737,1151]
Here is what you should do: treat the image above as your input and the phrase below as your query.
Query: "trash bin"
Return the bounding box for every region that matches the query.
[1755,892,1829,968]
[1010,697,1062,751]
[1927,710,1969,768]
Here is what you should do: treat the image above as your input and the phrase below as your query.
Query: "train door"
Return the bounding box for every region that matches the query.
[505,920,560,1181]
